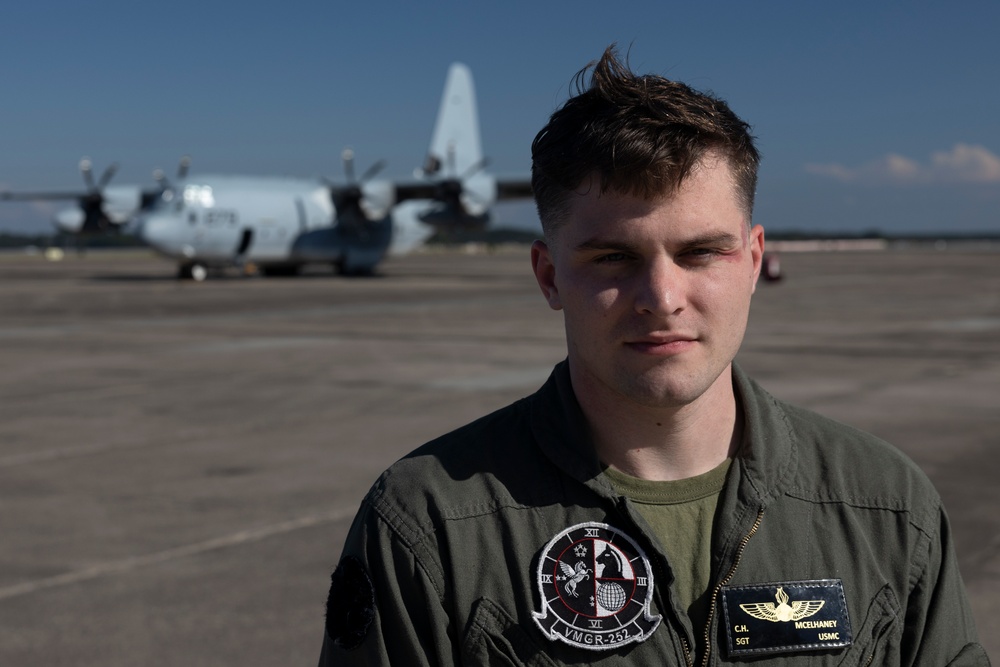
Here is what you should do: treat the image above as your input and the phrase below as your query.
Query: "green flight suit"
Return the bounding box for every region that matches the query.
[320,362,988,665]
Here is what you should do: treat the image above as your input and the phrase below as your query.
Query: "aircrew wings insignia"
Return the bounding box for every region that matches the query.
[739,586,825,623]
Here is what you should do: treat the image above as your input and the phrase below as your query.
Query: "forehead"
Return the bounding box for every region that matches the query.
[557,157,746,242]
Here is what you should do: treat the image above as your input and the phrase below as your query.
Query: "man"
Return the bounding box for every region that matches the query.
[319,48,987,665]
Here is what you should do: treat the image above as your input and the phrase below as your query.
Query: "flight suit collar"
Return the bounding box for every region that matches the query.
[528,360,606,491]
[527,360,799,510]
[729,363,798,505]
[712,364,799,559]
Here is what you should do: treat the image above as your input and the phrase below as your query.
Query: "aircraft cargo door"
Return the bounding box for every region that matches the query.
[236,229,253,256]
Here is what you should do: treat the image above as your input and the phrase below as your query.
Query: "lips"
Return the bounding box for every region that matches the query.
[624,334,697,355]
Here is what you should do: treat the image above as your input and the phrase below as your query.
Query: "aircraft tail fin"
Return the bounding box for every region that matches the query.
[424,63,484,179]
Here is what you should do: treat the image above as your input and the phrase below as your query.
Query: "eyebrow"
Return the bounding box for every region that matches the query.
[573,231,744,254]
[573,238,640,253]
[679,231,745,248]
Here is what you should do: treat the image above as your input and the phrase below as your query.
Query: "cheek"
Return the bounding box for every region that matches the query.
[561,268,625,313]
[697,270,754,319]
[591,286,623,314]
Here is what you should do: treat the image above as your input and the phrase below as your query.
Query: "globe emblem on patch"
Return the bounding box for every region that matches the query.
[533,522,661,651]
[597,581,627,613]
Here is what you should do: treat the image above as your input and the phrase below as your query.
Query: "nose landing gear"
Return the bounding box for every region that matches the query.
[178,262,209,281]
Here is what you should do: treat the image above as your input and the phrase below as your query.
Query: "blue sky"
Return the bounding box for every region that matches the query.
[1,1,998,235]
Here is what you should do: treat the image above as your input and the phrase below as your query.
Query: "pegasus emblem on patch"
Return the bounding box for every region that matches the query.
[532,522,660,651]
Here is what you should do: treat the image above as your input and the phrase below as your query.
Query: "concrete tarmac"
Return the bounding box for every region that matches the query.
[0,246,996,664]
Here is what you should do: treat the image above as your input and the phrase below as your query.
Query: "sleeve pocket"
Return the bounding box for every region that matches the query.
[837,585,901,667]
[462,597,558,667]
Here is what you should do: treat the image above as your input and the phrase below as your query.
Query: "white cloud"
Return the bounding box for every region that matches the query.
[929,144,1000,183]
[806,143,1000,185]
[883,154,922,180]
[803,163,856,181]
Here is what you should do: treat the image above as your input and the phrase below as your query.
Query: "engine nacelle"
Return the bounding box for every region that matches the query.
[54,208,86,233]
[359,180,395,221]
[100,185,143,224]
[459,173,496,217]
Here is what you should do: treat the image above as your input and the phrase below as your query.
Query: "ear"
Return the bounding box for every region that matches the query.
[748,224,765,294]
[531,240,563,310]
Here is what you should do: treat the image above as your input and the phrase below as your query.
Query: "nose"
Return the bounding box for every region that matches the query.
[138,213,184,255]
[634,256,684,316]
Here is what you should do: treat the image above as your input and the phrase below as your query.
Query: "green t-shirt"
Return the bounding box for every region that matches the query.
[603,458,732,637]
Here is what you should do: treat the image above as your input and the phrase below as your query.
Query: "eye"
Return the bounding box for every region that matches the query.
[682,247,716,258]
[594,252,629,264]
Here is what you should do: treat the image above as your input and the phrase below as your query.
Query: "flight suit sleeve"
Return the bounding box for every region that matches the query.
[318,494,457,666]
[901,506,990,666]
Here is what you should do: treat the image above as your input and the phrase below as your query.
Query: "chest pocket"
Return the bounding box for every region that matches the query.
[462,598,558,667]
[836,585,900,666]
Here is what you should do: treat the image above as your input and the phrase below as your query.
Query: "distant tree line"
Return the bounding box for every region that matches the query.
[1,228,997,250]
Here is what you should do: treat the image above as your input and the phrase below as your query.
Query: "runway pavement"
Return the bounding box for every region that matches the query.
[0,245,997,664]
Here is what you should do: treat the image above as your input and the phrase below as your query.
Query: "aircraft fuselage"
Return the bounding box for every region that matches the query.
[136,175,436,275]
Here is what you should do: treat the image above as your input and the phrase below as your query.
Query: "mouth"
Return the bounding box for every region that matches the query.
[624,334,698,356]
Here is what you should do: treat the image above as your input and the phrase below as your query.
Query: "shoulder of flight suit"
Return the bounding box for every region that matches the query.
[777,398,941,527]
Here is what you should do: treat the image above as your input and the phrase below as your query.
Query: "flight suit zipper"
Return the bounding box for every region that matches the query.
[698,506,764,667]
[679,636,694,667]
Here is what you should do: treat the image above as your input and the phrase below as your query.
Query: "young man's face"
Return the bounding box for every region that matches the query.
[532,155,764,410]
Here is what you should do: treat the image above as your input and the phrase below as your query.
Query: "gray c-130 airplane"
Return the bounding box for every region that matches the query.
[2,63,533,280]
[141,63,532,280]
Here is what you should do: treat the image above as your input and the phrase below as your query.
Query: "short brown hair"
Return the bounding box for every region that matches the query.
[531,46,760,237]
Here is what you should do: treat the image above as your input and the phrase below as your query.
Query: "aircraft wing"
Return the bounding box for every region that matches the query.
[392,176,532,203]
[496,178,533,200]
[391,180,447,202]
[1,183,151,234]
[0,189,92,201]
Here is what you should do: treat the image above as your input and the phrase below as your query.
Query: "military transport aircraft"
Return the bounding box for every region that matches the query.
[2,63,532,279]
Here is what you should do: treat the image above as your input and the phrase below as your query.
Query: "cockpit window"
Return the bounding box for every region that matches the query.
[183,185,215,208]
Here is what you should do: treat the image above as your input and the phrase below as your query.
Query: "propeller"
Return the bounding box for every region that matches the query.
[340,147,387,189]
[1,155,196,236]
[80,157,119,193]
[61,156,190,233]
[76,157,121,233]
[177,154,191,180]
[418,144,495,226]
[435,153,491,211]
[327,148,389,241]
[150,155,193,201]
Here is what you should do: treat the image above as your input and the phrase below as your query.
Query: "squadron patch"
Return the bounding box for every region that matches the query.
[533,522,661,651]
[325,556,375,650]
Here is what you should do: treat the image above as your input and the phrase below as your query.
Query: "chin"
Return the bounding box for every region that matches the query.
[612,372,707,409]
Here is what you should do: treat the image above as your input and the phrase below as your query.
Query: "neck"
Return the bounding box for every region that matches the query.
[572,364,740,482]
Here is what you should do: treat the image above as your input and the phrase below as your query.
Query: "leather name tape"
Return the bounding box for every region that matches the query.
[720,579,852,656]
